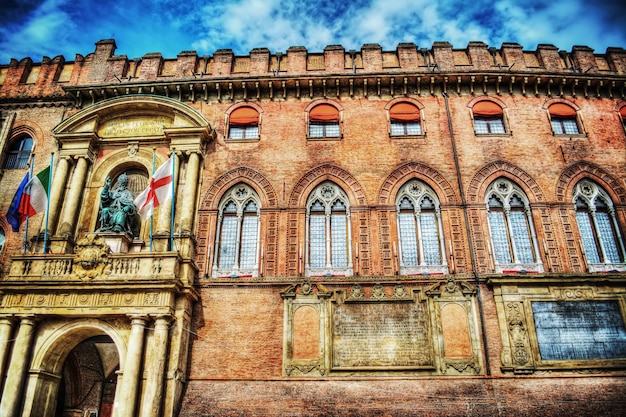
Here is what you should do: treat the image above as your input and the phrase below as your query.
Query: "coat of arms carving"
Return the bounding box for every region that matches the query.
[73,234,111,280]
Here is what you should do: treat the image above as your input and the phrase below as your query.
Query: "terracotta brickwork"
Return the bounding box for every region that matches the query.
[0,40,626,416]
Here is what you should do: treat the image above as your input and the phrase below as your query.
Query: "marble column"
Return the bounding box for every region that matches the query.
[0,317,15,390]
[140,315,172,417]
[117,315,148,417]
[45,156,71,236]
[179,151,201,234]
[0,317,37,417]
[56,155,90,236]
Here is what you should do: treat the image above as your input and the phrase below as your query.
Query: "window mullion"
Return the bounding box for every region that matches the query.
[436,209,447,267]
[609,208,626,262]
[590,210,610,264]
[325,210,332,268]
[233,212,243,270]
[416,210,425,266]
[525,208,541,264]
[504,208,520,264]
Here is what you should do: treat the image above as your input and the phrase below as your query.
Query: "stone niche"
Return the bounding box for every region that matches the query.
[281,279,483,377]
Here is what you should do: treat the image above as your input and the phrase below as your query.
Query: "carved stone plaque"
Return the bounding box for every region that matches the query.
[98,116,173,138]
[332,301,433,369]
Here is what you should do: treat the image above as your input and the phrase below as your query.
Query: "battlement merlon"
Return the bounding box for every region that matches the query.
[1,39,625,103]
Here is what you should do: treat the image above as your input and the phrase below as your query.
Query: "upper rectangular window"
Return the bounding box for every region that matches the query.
[551,118,579,135]
[309,122,340,138]
[472,101,507,135]
[390,121,422,135]
[474,117,505,134]
[308,103,341,139]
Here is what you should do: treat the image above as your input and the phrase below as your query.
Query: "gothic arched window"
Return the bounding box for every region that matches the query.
[486,178,543,273]
[573,180,626,272]
[3,135,33,169]
[396,180,447,275]
[212,184,261,278]
[305,181,352,276]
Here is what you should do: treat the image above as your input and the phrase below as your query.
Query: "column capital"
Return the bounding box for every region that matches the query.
[127,314,149,325]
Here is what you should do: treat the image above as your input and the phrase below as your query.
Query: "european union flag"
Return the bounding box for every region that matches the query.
[6,172,30,232]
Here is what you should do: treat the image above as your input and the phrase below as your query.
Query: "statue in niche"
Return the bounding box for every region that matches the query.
[98,173,137,236]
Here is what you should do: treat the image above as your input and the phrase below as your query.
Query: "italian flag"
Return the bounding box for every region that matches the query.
[20,166,51,217]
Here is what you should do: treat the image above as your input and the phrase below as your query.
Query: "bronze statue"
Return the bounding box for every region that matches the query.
[98,173,137,236]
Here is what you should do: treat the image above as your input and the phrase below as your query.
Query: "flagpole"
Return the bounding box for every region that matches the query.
[43,152,54,253]
[23,156,35,254]
[149,148,156,252]
[169,149,176,251]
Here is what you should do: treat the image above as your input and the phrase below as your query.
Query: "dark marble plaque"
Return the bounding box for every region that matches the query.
[532,300,626,361]
[332,301,433,368]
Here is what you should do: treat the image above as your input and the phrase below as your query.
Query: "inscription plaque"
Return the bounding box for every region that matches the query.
[99,116,172,138]
[332,301,433,369]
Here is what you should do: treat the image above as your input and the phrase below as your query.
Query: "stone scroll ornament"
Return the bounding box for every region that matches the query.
[97,173,138,237]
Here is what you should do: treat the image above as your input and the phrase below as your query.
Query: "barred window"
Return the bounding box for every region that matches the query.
[573,180,625,271]
[396,180,447,275]
[212,184,261,278]
[486,178,543,273]
[3,135,33,169]
[306,182,352,276]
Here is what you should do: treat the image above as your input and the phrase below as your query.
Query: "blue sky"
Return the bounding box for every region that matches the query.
[1,0,625,64]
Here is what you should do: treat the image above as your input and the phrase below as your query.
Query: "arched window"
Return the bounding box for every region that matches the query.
[396,180,447,275]
[620,107,626,132]
[212,184,261,277]
[3,135,33,169]
[548,103,580,135]
[573,180,626,272]
[228,106,259,139]
[485,178,543,273]
[308,104,340,138]
[305,181,352,276]
[389,102,422,136]
[472,101,505,134]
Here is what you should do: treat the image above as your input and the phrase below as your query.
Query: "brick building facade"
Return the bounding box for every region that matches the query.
[0,39,625,416]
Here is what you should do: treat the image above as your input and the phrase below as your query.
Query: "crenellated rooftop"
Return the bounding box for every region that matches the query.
[1,39,626,107]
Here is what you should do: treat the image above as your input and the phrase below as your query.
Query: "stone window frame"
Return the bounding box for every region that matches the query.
[573,180,626,272]
[395,179,448,275]
[211,183,262,278]
[485,177,544,273]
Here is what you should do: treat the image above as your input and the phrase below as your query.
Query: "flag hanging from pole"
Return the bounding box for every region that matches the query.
[5,166,51,232]
[6,172,31,232]
[134,156,173,221]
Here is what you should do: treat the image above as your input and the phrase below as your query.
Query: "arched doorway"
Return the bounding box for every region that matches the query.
[55,335,119,417]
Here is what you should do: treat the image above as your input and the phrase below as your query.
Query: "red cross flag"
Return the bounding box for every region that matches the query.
[134,156,173,221]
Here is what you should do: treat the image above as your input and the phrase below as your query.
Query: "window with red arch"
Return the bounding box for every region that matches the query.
[472,101,506,134]
[548,103,580,135]
[389,102,422,136]
[308,103,340,138]
[620,106,626,132]
[228,106,259,140]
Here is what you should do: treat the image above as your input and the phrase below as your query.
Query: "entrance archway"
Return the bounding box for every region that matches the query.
[55,335,118,417]
[22,320,126,417]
